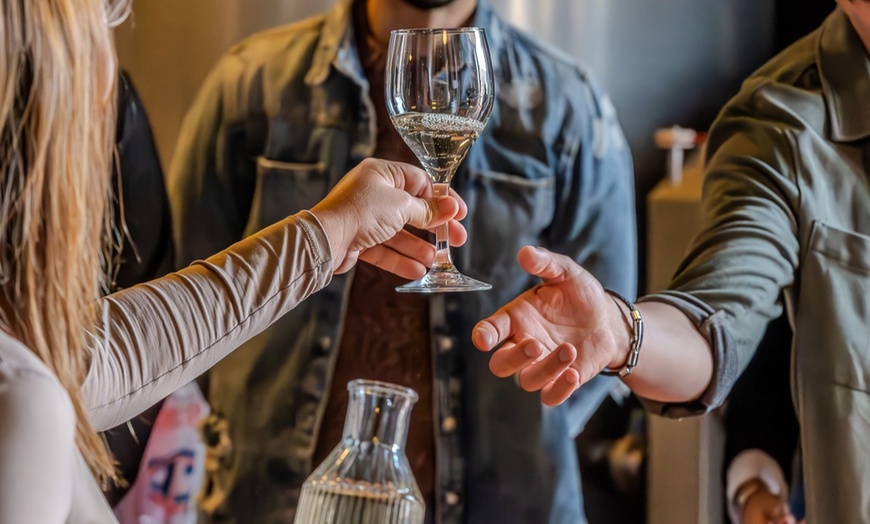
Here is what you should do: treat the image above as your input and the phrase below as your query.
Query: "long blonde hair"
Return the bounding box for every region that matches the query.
[0,0,131,485]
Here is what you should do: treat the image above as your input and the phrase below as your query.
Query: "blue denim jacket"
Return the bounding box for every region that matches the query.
[169,1,636,522]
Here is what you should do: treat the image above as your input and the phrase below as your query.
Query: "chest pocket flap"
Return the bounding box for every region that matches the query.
[797,221,870,391]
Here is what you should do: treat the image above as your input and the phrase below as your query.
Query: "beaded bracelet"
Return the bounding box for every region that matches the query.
[600,289,643,377]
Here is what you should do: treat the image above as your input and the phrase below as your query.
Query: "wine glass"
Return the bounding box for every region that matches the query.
[385,27,495,293]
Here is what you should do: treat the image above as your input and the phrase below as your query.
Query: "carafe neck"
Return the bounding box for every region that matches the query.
[343,380,418,449]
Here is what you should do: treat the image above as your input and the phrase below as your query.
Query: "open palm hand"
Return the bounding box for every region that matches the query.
[472,246,628,405]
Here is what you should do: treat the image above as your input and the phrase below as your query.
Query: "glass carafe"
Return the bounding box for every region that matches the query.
[294,380,425,524]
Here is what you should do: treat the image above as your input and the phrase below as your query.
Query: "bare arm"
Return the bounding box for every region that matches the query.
[622,300,712,402]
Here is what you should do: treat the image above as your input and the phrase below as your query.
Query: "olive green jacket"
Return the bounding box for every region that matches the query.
[645,9,870,522]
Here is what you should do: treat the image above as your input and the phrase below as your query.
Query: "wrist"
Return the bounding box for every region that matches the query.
[607,296,633,370]
[602,289,643,377]
[308,206,351,271]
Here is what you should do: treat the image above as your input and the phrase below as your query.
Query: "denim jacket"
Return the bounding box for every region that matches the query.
[169,1,636,522]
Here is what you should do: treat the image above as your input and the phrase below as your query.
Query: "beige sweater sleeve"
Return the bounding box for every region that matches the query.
[83,211,333,431]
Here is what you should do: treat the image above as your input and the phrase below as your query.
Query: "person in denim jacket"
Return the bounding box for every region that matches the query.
[168,0,636,522]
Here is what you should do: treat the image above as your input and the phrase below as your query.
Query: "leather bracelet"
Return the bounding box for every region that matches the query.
[600,289,643,377]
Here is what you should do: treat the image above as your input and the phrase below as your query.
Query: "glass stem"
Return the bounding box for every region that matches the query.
[433,182,453,271]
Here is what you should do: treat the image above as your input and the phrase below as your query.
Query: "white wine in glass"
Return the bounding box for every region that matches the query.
[386,27,495,293]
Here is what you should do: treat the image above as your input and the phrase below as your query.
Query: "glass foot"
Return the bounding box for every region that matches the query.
[396,267,491,293]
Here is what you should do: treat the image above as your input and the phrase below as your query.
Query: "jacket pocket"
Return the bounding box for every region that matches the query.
[796,221,870,391]
[247,157,328,232]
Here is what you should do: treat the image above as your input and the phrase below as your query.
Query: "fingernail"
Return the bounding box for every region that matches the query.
[524,343,541,358]
[474,326,493,348]
[565,370,579,384]
[559,346,575,363]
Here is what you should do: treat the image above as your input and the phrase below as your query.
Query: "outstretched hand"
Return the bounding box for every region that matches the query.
[472,246,630,406]
[310,158,467,279]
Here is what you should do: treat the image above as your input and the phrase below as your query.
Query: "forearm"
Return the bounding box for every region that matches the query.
[84,212,333,430]
[613,300,714,403]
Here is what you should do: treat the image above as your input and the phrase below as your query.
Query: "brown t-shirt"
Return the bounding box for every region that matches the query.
[311,4,436,515]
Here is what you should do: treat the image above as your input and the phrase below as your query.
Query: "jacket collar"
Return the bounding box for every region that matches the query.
[818,8,870,142]
[304,0,503,87]
[304,0,359,86]
[470,0,505,61]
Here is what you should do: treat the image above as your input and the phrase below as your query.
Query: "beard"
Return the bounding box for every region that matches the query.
[399,0,457,10]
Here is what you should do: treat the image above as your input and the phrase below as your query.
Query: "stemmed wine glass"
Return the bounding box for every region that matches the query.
[385,27,495,293]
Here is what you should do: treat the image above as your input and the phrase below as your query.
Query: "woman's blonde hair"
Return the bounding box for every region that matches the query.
[0,0,131,485]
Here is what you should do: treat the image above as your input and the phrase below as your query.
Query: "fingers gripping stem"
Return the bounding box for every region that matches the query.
[433,182,452,270]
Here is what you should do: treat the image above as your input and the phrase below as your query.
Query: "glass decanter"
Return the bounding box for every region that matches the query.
[294,380,424,524]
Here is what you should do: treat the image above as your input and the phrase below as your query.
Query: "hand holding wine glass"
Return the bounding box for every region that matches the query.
[310,158,468,279]
[385,27,494,293]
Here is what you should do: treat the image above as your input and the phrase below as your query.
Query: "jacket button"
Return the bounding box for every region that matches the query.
[318,336,332,350]
[445,491,460,506]
[437,335,454,353]
[441,416,457,433]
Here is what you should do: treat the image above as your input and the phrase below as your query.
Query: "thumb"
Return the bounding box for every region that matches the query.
[406,195,459,229]
[334,249,360,274]
[517,246,582,283]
